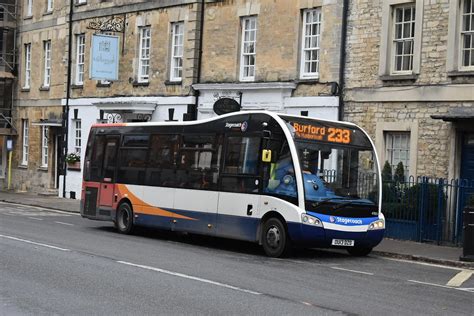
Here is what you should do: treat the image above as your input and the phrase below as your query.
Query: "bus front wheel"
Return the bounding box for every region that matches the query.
[116,202,134,234]
[347,246,372,257]
[261,217,291,258]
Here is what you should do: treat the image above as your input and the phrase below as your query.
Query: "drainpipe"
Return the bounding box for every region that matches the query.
[338,0,349,121]
[192,0,205,121]
[62,0,73,198]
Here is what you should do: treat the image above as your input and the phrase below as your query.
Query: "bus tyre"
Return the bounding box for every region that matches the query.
[347,246,372,257]
[262,217,291,258]
[116,203,134,234]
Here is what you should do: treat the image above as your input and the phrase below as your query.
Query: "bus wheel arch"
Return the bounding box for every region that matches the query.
[259,211,291,258]
[115,199,134,234]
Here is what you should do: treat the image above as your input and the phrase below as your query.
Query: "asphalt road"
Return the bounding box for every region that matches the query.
[1,202,473,315]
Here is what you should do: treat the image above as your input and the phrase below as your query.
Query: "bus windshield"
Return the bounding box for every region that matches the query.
[280,115,380,217]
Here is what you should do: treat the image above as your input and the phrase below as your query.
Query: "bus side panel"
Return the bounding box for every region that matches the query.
[216,192,261,241]
[173,189,218,235]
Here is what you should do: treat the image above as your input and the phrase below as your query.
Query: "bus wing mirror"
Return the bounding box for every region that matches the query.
[262,149,272,162]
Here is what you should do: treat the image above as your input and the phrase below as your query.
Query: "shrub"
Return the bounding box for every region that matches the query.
[382,161,392,181]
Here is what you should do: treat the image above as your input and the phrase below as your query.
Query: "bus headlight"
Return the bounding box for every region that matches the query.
[301,214,323,227]
[368,219,385,230]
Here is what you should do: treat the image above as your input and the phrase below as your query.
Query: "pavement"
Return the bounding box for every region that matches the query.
[1,190,472,269]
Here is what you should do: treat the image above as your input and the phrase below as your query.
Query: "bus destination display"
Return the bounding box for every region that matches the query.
[291,122,352,144]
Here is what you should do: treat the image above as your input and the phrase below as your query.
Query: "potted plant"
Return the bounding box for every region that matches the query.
[66,152,81,170]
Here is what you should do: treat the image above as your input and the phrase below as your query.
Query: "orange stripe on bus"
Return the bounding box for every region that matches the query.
[116,184,196,221]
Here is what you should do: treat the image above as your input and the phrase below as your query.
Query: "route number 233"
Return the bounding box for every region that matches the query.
[328,128,351,144]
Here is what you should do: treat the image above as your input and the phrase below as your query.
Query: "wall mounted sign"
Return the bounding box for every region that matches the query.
[213,98,241,115]
[90,34,120,81]
[87,17,125,33]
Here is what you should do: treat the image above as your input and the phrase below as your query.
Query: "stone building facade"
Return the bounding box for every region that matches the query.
[195,0,344,120]
[11,0,204,196]
[344,0,473,181]
[62,0,204,197]
[13,0,69,193]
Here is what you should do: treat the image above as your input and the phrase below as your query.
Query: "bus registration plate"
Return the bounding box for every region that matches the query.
[331,239,354,247]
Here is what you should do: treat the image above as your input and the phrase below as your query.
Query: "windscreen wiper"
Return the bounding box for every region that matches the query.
[311,197,348,208]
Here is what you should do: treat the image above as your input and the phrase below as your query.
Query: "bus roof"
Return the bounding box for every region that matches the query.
[91,110,359,129]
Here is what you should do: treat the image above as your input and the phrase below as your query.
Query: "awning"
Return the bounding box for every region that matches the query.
[431,108,474,122]
[32,119,62,127]
[94,101,157,114]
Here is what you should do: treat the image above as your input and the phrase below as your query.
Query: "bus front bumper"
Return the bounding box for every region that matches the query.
[287,223,384,249]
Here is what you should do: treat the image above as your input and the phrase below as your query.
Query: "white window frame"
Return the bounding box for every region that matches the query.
[26,0,32,17]
[385,132,410,176]
[300,8,321,79]
[73,119,82,154]
[43,40,51,87]
[46,0,53,12]
[239,16,257,82]
[41,126,49,167]
[24,43,31,89]
[170,22,184,82]
[379,0,423,77]
[22,119,29,165]
[76,0,86,4]
[460,0,474,70]
[391,4,416,74]
[75,34,85,85]
[138,27,151,83]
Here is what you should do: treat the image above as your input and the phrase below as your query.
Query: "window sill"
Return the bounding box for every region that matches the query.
[96,82,111,88]
[164,80,182,86]
[39,86,50,91]
[296,78,319,84]
[21,88,30,92]
[24,15,33,20]
[447,70,474,77]
[380,74,418,81]
[75,2,87,7]
[43,11,53,16]
[132,81,149,87]
[18,164,28,169]
[71,84,84,89]
[38,167,48,172]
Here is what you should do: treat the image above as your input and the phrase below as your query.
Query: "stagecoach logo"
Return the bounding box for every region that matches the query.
[330,216,363,225]
[225,121,248,132]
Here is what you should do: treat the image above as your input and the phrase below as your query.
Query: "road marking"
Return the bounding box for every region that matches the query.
[459,288,474,293]
[408,279,474,292]
[446,270,473,287]
[330,267,374,275]
[381,257,465,271]
[0,234,70,252]
[54,221,74,226]
[0,201,80,215]
[27,217,43,221]
[117,260,262,295]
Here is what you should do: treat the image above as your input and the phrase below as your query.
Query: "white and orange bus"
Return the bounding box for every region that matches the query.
[81,111,385,257]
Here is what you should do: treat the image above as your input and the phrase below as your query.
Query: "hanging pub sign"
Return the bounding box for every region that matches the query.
[213,98,241,115]
[90,34,120,81]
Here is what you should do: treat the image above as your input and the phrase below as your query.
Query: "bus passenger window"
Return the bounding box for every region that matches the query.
[224,137,260,175]
[177,134,219,190]
[147,134,179,187]
[117,148,148,185]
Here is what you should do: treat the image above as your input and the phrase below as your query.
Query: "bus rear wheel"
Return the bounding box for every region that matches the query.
[261,217,291,258]
[116,202,134,234]
[347,246,372,257]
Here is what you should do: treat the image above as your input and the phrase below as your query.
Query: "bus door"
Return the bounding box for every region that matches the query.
[98,135,120,209]
[217,135,261,241]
